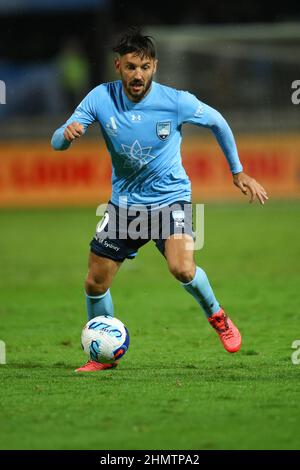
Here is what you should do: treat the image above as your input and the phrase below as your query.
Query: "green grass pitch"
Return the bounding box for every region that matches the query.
[0,201,299,450]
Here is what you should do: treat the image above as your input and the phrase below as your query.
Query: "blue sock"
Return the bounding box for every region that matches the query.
[182,266,220,318]
[86,289,114,321]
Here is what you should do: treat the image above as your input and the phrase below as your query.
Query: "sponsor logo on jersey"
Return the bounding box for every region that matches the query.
[120,140,155,171]
[156,121,171,141]
[131,114,141,121]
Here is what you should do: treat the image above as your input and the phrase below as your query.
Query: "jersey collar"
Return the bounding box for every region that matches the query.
[121,81,156,109]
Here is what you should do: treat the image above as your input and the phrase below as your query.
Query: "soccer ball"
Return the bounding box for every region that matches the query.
[81,315,130,364]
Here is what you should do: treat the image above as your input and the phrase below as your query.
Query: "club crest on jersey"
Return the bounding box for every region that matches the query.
[156,121,171,141]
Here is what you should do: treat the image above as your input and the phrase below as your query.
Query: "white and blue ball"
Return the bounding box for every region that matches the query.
[81,315,130,364]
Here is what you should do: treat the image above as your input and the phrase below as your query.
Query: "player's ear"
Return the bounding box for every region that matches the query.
[153,59,158,74]
[114,57,121,74]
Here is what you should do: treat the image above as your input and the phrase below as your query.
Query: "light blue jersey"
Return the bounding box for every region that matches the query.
[51,80,243,206]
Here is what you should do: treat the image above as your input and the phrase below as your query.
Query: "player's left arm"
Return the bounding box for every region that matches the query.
[178,91,269,205]
[207,111,268,205]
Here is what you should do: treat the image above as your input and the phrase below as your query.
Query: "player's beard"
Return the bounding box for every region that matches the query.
[122,74,154,102]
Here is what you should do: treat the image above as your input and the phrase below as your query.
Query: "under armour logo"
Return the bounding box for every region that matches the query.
[131,114,141,121]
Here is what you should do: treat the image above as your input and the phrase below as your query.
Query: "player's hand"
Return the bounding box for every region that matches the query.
[233,171,269,205]
[63,122,84,142]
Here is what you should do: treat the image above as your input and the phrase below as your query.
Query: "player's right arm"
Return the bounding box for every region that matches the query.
[51,87,99,151]
[63,121,85,142]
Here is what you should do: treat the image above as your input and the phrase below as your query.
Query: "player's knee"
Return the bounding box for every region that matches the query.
[85,275,111,296]
[168,262,195,283]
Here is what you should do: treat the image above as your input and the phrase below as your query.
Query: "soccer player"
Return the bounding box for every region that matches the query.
[51,28,268,372]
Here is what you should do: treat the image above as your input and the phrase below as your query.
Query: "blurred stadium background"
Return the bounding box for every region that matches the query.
[1,0,300,451]
[0,0,299,205]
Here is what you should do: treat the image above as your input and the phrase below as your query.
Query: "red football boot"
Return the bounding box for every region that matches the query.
[75,360,118,373]
[208,309,241,353]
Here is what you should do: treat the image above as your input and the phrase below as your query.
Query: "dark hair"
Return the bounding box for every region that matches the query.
[112,27,156,59]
